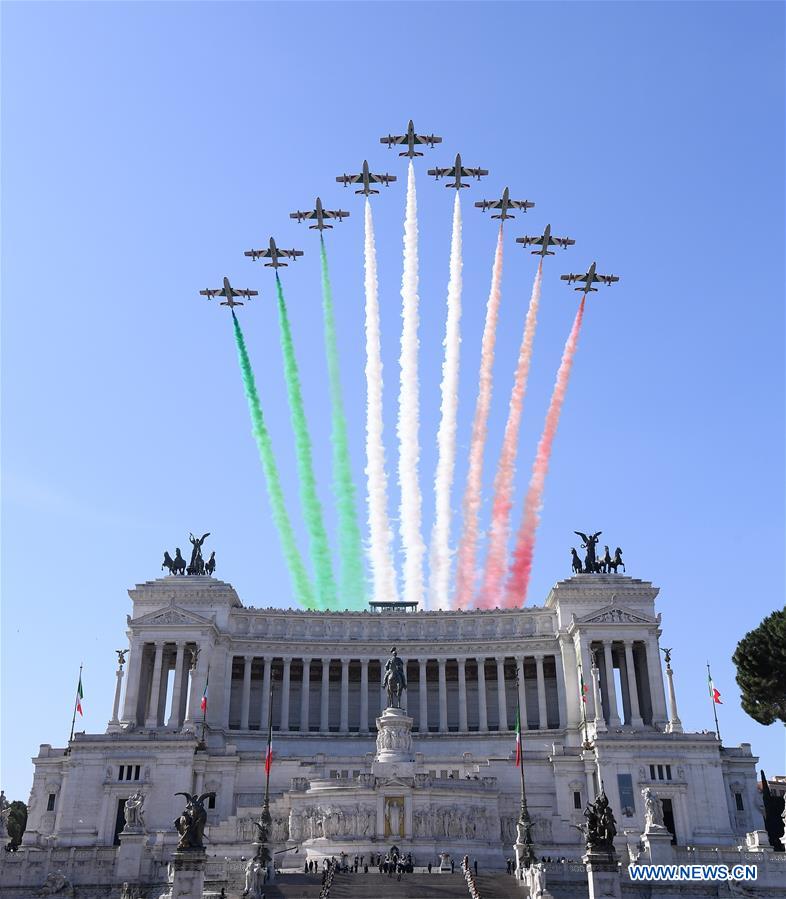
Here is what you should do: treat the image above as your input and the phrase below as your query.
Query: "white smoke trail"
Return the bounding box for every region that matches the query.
[364,199,399,604]
[397,161,425,608]
[428,193,463,611]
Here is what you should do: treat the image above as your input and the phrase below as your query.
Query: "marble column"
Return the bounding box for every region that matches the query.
[281,659,291,732]
[120,640,143,726]
[438,660,448,733]
[603,642,621,726]
[240,656,253,730]
[535,654,548,730]
[340,658,350,733]
[300,658,311,732]
[578,637,597,721]
[477,658,488,733]
[553,652,567,729]
[168,643,187,728]
[320,658,331,733]
[184,645,203,728]
[645,639,669,727]
[457,658,468,731]
[360,659,369,733]
[591,658,606,733]
[496,657,508,731]
[623,641,643,727]
[145,642,164,728]
[260,658,273,731]
[419,659,428,733]
[108,658,126,731]
[517,659,528,730]
[665,659,683,734]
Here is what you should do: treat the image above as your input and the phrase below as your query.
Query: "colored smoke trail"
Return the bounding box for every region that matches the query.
[504,297,586,607]
[427,192,463,611]
[397,161,425,607]
[477,261,543,609]
[320,238,366,610]
[363,199,399,603]
[275,275,338,610]
[453,224,505,609]
[231,312,317,610]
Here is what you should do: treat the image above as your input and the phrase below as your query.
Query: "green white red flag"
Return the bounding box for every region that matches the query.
[265,737,273,775]
[514,707,522,766]
[200,671,209,713]
[76,675,84,716]
[579,666,589,704]
[708,670,722,704]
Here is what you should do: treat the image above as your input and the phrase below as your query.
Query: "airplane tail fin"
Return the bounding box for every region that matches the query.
[400,150,423,157]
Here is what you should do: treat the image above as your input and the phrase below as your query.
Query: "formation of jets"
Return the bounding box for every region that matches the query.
[380,119,442,158]
[427,153,489,190]
[560,262,619,294]
[336,160,397,195]
[244,237,304,269]
[474,187,534,220]
[290,197,349,231]
[517,224,575,257]
[199,277,258,308]
[199,119,620,310]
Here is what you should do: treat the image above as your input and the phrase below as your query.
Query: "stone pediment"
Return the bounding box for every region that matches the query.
[376,775,413,789]
[575,603,658,626]
[131,600,215,628]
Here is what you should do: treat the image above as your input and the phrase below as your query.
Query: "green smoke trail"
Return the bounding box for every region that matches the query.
[275,274,338,610]
[320,237,367,609]
[231,313,317,610]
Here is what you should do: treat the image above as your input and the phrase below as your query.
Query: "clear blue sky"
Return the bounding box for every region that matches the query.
[2,2,784,802]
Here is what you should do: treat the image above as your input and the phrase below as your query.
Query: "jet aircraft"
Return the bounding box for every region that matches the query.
[244,237,304,268]
[199,276,258,307]
[289,197,350,231]
[474,187,534,220]
[336,160,397,195]
[427,154,489,189]
[516,224,575,257]
[560,262,619,294]
[380,119,442,157]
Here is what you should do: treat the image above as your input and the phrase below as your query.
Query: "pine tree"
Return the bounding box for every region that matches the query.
[732,607,786,726]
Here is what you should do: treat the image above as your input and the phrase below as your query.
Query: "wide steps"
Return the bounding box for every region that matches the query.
[260,871,521,899]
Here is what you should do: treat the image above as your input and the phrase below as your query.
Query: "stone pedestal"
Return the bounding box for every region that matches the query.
[744,829,774,852]
[371,707,414,778]
[438,852,451,872]
[116,830,146,882]
[642,827,673,864]
[165,849,206,899]
[582,849,621,899]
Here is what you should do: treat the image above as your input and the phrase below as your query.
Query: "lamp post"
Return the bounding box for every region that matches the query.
[248,671,277,893]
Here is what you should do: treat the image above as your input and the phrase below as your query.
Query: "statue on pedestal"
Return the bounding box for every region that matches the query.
[383,647,407,710]
[642,788,665,832]
[122,790,145,832]
[575,531,602,573]
[583,790,617,852]
[173,792,214,851]
[242,856,266,899]
[187,532,210,576]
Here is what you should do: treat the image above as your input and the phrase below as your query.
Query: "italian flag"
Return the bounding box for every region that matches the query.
[514,708,522,767]
[708,671,722,704]
[265,736,274,776]
[200,672,209,713]
[579,667,589,704]
[76,675,84,716]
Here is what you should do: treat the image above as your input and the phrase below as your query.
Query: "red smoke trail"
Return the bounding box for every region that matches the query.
[453,225,505,609]
[503,296,586,608]
[477,261,543,609]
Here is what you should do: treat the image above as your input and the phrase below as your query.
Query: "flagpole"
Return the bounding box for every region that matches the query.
[199,664,210,750]
[707,662,722,743]
[68,663,83,746]
[513,674,534,869]
[578,661,592,750]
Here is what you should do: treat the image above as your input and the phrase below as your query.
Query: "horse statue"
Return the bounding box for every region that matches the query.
[608,547,625,573]
[383,647,407,710]
[205,551,216,576]
[597,545,612,574]
[162,549,186,576]
[570,548,583,574]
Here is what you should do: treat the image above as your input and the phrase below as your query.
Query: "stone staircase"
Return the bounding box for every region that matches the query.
[252,871,521,899]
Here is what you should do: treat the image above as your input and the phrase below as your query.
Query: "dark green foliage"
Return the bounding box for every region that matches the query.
[732,607,786,726]
[6,801,27,849]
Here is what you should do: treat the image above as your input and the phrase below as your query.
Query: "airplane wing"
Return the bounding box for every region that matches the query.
[281,249,304,260]
[324,209,349,220]
[290,210,315,221]
[415,134,442,146]
[516,236,541,246]
[462,167,489,178]
[475,199,502,210]
[427,167,452,178]
[336,174,362,185]
[510,200,535,210]
[560,273,583,282]
[244,249,271,259]
[380,135,406,146]
[235,289,258,297]
[598,274,619,284]
[553,237,575,248]
[367,172,396,185]
[199,289,219,298]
